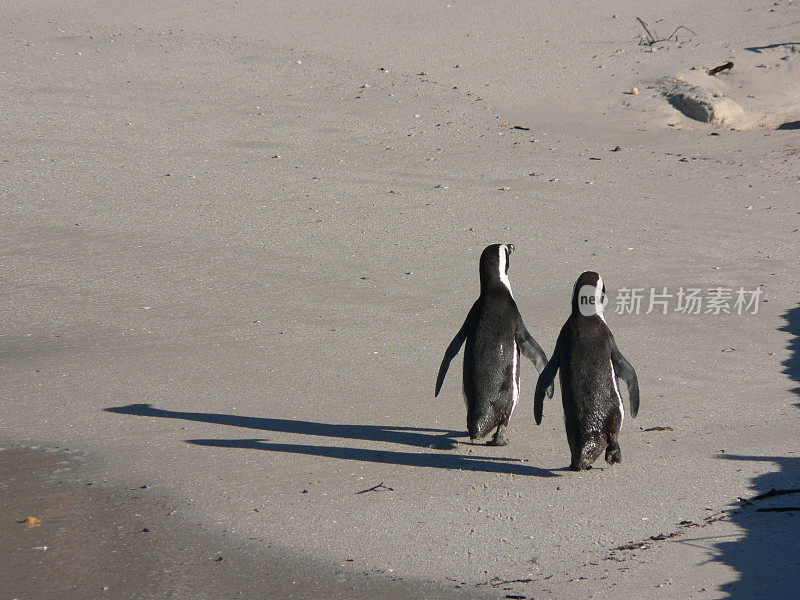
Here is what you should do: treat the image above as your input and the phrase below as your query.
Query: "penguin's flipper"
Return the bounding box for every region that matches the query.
[516,323,548,372]
[534,353,560,424]
[517,324,553,399]
[611,341,639,418]
[434,306,475,397]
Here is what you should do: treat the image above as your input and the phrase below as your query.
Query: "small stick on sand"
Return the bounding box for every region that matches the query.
[708,61,734,76]
[664,25,697,42]
[355,482,394,494]
[636,17,697,46]
[636,17,658,45]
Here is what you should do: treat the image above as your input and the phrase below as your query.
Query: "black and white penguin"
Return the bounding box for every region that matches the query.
[435,244,552,446]
[534,271,640,470]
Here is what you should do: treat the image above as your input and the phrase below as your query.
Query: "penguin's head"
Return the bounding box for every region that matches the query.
[571,271,607,318]
[479,244,514,292]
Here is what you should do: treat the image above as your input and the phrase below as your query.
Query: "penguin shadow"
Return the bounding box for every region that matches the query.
[709,305,800,599]
[104,403,558,477]
[104,403,462,449]
[185,438,557,477]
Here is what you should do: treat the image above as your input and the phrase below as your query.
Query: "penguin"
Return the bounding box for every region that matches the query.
[533,271,640,470]
[435,244,552,446]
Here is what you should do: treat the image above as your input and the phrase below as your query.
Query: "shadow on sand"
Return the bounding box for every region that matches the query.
[744,42,800,53]
[715,453,800,599]
[105,403,464,449]
[779,304,800,396]
[186,437,557,476]
[105,403,558,477]
[712,304,800,599]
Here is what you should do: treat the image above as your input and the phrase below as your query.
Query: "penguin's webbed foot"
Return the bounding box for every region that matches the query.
[605,442,622,465]
[486,425,509,446]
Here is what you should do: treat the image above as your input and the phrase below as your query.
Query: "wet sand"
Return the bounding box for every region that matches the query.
[1,443,492,599]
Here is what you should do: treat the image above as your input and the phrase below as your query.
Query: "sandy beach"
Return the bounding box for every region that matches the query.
[2,1,799,598]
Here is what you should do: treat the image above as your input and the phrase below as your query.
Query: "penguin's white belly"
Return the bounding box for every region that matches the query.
[610,358,624,427]
[510,343,519,414]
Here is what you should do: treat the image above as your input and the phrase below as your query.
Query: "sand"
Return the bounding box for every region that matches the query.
[0,444,492,600]
[1,1,799,598]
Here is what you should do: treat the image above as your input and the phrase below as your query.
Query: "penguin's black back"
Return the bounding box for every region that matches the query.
[556,315,619,437]
[463,287,521,438]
